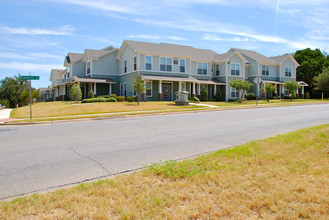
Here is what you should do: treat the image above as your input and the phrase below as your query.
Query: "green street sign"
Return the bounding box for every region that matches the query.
[20,75,40,80]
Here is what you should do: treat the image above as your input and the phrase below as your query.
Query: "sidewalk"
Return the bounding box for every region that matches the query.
[0,109,15,123]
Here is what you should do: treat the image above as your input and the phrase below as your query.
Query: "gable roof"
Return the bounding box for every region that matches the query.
[82,47,118,61]
[232,48,278,64]
[64,52,83,66]
[271,54,299,67]
[119,40,218,61]
[50,69,65,81]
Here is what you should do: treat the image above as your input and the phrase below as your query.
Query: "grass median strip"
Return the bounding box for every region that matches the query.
[1,125,328,219]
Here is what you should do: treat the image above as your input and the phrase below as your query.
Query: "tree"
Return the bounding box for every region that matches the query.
[200,87,208,101]
[20,88,40,104]
[0,75,29,107]
[283,81,300,101]
[314,67,329,98]
[70,84,82,103]
[229,79,253,102]
[265,84,276,102]
[294,48,329,98]
[133,75,146,105]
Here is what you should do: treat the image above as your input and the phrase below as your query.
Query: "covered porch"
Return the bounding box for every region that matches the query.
[141,75,226,101]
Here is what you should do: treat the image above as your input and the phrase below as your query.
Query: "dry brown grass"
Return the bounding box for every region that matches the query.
[1,125,328,219]
[11,101,205,119]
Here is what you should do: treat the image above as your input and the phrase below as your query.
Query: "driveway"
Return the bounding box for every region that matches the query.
[1,104,329,200]
[0,109,13,123]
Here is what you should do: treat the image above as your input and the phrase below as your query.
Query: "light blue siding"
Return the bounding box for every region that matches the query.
[93,52,118,75]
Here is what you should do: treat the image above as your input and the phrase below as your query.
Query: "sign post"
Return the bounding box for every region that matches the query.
[20,75,40,120]
[253,76,262,106]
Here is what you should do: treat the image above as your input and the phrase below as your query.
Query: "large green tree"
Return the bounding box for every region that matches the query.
[314,67,329,98]
[283,81,300,100]
[293,48,329,97]
[0,75,29,107]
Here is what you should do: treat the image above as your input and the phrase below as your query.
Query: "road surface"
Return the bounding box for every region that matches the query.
[1,104,329,199]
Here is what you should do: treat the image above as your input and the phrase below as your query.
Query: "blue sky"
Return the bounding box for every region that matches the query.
[1,0,328,88]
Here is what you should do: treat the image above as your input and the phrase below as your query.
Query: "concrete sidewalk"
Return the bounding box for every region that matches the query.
[0,109,14,123]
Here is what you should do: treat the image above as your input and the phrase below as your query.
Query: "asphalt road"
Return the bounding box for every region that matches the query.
[1,104,329,200]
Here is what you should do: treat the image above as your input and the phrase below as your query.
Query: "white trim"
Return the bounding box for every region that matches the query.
[197,62,208,75]
[284,66,292,77]
[179,58,186,73]
[230,63,240,76]
[145,55,152,71]
[261,64,270,76]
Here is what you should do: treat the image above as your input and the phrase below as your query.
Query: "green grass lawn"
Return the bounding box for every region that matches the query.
[1,125,328,219]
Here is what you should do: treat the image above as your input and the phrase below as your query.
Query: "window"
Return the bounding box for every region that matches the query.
[198,62,208,75]
[173,59,179,65]
[262,65,269,76]
[160,57,172,72]
[134,56,137,71]
[181,82,186,91]
[215,64,220,76]
[124,83,127,97]
[146,81,152,97]
[145,55,152,70]
[124,60,127,73]
[86,62,90,75]
[231,87,240,98]
[285,66,292,77]
[231,63,240,76]
[180,59,185,73]
[67,66,71,77]
[120,83,123,96]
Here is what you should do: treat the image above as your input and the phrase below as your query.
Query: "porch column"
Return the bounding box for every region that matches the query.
[109,83,112,95]
[302,86,305,99]
[94,83,97,95]
[264,82,266,99]
[296,87,299,98]
[143,81,146,101]
[281,84,284,98]
[275,84,278,97]
[179,81,182,91]
[214,85,217,98]
[192,82,196,97]
[158,80,162,101]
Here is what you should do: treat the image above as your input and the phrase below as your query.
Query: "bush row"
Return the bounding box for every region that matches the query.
[81,97,117,103]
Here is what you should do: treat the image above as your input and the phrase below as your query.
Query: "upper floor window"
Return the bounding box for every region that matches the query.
[198,62,208,75]
[285,66,292,77]
[180,59,185,73]
[231,63,240,76]
[86,62,90,75]
[160,57,172,72]
[134,56,137,71]
[215,64,220,76]
[262,65,269,76]
[173,59,179,65]
[67,66,71,77]
[145,55,152,70]
[124,60,127,73]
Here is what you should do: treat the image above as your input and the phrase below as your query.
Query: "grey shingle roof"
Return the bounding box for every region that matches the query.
[50,69,65,80]
[270,54,289,63]
[232,48,278,64]
[126,40,218,61]
[68,53,83,63]
[84,49,109,59]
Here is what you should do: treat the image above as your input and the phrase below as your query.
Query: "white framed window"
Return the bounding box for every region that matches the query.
[67,66,71,78]
[145,55,152,70]
[181,82,186,91]
[160,57,172,72]
[134,56,137,71]
[284,89,289,96]
[180,59,185,73]
[124,60,127,73]
[124,82,127,97]
[146,81,152,97]
[173,59,179,65]
[231,87,240,98]
[285,66,292,77]
[120,83,123,96]
[215,64,220,76]
[262,65,269,76]
[86,62,90,75]
[197,62,208,75]
[231,63,240,76]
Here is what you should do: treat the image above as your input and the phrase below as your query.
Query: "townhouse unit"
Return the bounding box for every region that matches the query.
[48,40,307,102]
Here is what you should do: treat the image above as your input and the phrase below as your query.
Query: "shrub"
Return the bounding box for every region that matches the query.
[0,99,10,108]
[101,95,112,98]
[246,92,256,100]
[208,98,216,102]
[127,96,133,102]
[188,97,200,103]
[110,94,118,99]
[200,87,208,101]
[306,92,310,99]
[214,90,222,101]
[106,97,117,102]
[276,96,281,99]
[88,90,94,99]
[81,97,117,103]
[117,96,125,102]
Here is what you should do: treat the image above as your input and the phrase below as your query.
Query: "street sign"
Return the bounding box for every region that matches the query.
[253,76,262,84]
[20,75,39,80]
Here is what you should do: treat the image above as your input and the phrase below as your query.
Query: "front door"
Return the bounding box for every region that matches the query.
[162,83,172,101]
[80,84,86,99]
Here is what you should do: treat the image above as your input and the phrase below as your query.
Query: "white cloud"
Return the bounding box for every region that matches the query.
[167,36,185,41]
[0,25,74,35]
[0,62,63,72]
[203,34,249,42]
